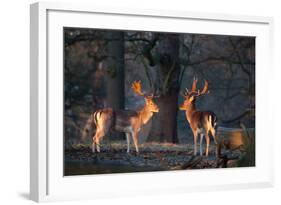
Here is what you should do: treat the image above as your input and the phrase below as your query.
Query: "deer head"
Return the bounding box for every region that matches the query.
[132,81,159,113]
[179,77,209,111]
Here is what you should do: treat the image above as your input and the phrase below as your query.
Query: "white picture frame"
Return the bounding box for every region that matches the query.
[30,2,274,202]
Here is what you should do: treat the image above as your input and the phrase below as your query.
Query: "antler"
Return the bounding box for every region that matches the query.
[182,78,209,98]
[191,77,198,92]
[193,80,209,97]
[182,77,199,97]
[131,81,144,96]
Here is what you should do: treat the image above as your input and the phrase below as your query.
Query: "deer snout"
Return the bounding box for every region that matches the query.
[179,104,186,110]
[151,106,159,113]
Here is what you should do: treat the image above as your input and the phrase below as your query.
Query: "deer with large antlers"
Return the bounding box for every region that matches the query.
[179,78,218,156]
[82,81,159,153]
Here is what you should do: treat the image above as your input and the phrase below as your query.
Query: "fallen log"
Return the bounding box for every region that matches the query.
[181,156,203,169]
[215,125,255,167]
[216,153,240,168]
[216,126,255,155]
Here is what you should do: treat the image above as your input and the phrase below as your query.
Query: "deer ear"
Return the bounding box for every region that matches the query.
[189,96,194,102]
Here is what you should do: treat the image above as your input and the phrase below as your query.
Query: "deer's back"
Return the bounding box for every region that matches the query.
[114,109,140,132]
[190,110,216,130]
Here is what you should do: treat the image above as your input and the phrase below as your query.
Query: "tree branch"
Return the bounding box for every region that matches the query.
[162,60,177,95]
[183,56,255,67]
[221,109,253,124]
[139,56,154,91]
[228,37,251,76]
[178,35,195,87]
[141,35,159,66]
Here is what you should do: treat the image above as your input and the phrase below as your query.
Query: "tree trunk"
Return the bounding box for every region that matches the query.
[104,32,125,140]
[147,90,179,143]
[147,34,180,143]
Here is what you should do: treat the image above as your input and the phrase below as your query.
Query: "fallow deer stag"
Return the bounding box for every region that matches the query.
[179,77,217,156]
[82,81,159,153]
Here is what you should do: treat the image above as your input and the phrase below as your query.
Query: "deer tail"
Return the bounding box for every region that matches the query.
[209,113,218,133]
[93,110,103,129]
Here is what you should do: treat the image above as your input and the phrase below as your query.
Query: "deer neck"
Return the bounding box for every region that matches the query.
[139,104,153,125]
[185,103,197,123]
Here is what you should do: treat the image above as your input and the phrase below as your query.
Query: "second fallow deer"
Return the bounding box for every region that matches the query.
[179,78,217,156]
[83,81,159,153]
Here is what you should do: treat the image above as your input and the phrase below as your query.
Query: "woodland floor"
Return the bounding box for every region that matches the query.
[63,141,230,176]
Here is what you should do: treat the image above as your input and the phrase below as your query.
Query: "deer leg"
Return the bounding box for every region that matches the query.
[94,130,105,153]
[125,133,131,153]
[132,131,139,153]
[193,130,198,156]
[200,133,204,156]
[92,135,96,153]
[210,127,217,145]
[92,129,101,153]
[210,127,219,157]
[205,131,210,156]
[95,137,101,153]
